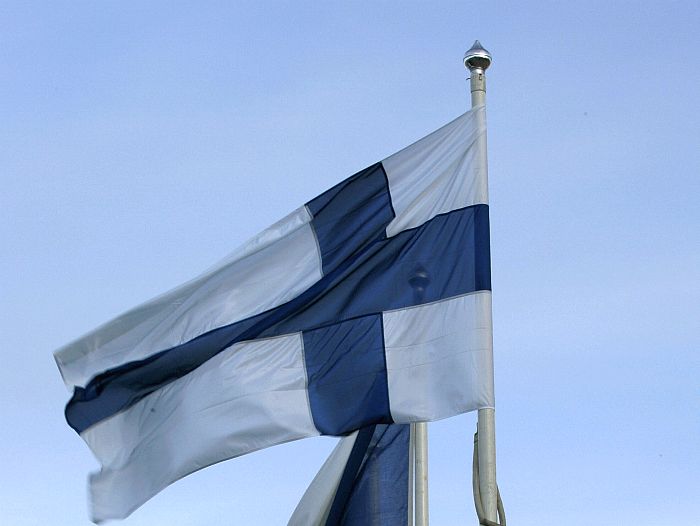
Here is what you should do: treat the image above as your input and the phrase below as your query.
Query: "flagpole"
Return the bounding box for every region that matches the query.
[464,41,499,524]
[408,424,414,526]
[414,422,428,525]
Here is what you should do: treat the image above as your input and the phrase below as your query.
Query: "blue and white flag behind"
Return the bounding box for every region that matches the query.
[289,425,410,526]
[54,106,494,522]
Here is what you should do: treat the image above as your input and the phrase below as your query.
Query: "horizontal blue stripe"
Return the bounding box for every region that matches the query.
[266,202,491,335]
[66,203,491,434]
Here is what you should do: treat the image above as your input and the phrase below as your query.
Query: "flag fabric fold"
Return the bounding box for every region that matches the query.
[54,106,494,522]
[289,425,411,526]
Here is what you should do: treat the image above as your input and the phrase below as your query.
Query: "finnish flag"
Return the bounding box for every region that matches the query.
[55,106,494,522]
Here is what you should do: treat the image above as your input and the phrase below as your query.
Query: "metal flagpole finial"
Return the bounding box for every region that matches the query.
[463,40,492,71]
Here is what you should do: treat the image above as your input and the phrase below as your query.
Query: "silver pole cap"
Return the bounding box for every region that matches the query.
[463,40,492,71]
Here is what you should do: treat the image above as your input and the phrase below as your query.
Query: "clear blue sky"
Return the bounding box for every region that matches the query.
[1,1,699,524]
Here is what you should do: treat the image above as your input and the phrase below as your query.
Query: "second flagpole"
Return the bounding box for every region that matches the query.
[414,422,428,524]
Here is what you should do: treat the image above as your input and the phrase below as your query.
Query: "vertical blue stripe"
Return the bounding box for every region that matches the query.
[307,162,395,275]
[303,315,391,435]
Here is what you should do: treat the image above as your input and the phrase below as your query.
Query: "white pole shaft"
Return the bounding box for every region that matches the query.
[414,421,429,525]
[408,423,415,526]
[469,64,498,523]
[477,408,497,520]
